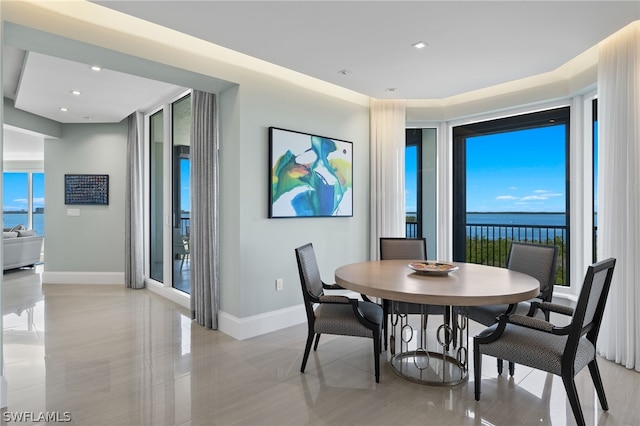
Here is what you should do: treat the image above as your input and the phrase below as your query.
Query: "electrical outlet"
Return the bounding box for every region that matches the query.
[275,278,284,291]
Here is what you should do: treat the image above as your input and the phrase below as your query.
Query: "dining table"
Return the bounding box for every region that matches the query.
[334,259,540,386]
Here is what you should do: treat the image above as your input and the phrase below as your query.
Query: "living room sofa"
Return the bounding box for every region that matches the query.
[3,228,44,271]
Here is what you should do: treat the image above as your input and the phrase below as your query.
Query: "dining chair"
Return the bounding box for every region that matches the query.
[173,228,190,271]
[379,237,449,351]
[473,257,616,426]
[456,241,557,374]
[295,243,383,382]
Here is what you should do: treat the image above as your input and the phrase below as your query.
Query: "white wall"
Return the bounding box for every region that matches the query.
[43,122,127,281]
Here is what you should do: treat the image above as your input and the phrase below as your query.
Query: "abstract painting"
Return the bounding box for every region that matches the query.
[269,127,353,218]
[64,174,109,205]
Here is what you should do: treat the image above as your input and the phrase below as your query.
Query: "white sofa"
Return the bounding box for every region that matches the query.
[3,229,44,271]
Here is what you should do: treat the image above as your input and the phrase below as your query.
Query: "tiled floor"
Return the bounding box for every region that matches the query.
[2,266,639,425]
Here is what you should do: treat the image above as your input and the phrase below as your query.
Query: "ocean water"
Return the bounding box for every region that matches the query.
[3,213,44,235]
[467,212,566,226]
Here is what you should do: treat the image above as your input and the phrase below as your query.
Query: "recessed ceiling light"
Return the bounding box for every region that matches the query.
[91,65,102,71]
[83,116,94,120]
[337,69,351,75]
[386,88,397,92]
[60,107,69,112]
[71,90,82,96]
[412,41,428,49]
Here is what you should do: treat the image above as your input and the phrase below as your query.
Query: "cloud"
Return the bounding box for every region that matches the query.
[520,195,548,201]
[509,186,518,190]
[496,195,518,200]
[12,198,28,205]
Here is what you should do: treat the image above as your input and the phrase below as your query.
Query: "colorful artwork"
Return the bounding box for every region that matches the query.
[269,127,353,218]
[64,174,109,205]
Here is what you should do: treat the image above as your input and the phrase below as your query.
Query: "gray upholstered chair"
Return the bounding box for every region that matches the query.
[474,257,616,426]
[379,238,449,350]
[457,241,558,374]
[295,243,383,382]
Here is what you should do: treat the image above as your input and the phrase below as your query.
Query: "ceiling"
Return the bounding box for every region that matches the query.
[2,1,640,127]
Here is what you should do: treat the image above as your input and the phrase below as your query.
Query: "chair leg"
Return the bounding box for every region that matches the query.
[373,331,381,383]
[300,332,314,373]
[562,374,586,426]
[588,360,609,410]
[508,361,515,376]
[497,359,503,375]
[383,300,389,351]
[474,339,482,401]
[313,333,321,351]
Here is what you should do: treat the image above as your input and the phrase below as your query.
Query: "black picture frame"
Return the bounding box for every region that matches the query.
[64,174,109,205]
[269,127,353,218]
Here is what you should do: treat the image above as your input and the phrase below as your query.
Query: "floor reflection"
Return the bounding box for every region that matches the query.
[1,267,638,425]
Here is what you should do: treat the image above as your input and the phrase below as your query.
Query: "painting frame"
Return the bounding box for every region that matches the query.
[269,127,353,218]
[64,174,109,205]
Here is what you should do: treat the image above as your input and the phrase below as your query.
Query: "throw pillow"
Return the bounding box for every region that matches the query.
[17,229,36,237]
[10,224,25,232]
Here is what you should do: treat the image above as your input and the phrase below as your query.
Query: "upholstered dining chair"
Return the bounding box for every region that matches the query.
[295,243,383,382]
[456,241,557,374]
[473,257,616,426]
[379,238,449,350]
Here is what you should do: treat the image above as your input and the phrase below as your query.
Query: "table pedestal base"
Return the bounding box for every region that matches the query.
[389,303,468,386]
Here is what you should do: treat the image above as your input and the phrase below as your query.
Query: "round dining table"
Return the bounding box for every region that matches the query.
[334,259,540,386]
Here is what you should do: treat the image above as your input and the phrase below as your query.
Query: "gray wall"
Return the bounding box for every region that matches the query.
[43,122,127,272]
[219,74,370,318]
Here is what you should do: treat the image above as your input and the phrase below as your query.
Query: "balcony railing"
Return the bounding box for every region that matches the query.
[404,221,567,286]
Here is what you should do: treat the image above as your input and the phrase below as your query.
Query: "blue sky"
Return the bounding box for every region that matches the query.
[406,125,567,213]
[3,172,45,211]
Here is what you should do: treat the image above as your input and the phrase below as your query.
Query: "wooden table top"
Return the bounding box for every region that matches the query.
[334,259,540,306]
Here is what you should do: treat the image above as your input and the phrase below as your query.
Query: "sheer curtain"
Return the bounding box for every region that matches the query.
[190,90,220,329]
[596,21,640,371]
[125,112,144,289]
[370,99,406,259]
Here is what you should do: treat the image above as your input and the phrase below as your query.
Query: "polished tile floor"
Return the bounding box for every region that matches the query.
[2,266,639,425]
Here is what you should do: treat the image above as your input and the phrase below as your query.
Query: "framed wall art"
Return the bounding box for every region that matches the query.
[269,127,353,218]
[64,174,109,205]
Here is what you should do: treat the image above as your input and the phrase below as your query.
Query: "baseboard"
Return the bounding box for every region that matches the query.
[0,375,7,409]
[41,271,124,285]
[218,304,306,340]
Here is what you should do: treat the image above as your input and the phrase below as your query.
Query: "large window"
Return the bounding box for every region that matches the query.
[3,172,45,236]
[453,107,569,285]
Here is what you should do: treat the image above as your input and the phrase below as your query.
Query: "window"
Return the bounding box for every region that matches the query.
[406,129,423,238]
[3,172,45,235]
[453,107,569,286]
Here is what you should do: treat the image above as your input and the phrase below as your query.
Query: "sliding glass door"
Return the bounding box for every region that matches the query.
[148,92,192,293]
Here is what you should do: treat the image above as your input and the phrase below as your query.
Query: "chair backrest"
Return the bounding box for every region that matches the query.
[569,258,616,346]
[506,242,558,302]
[173,228,188,254]
[295,243,324,321]
[380,238,427,260]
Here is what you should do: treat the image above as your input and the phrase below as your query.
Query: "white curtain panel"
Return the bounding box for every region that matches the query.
[190,90,220,329]
[596,21,640,371]
[369,99,406,259]
[125,112,145,289]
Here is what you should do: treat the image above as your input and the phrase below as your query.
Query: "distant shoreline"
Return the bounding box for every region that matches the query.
[467,211,565,215]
